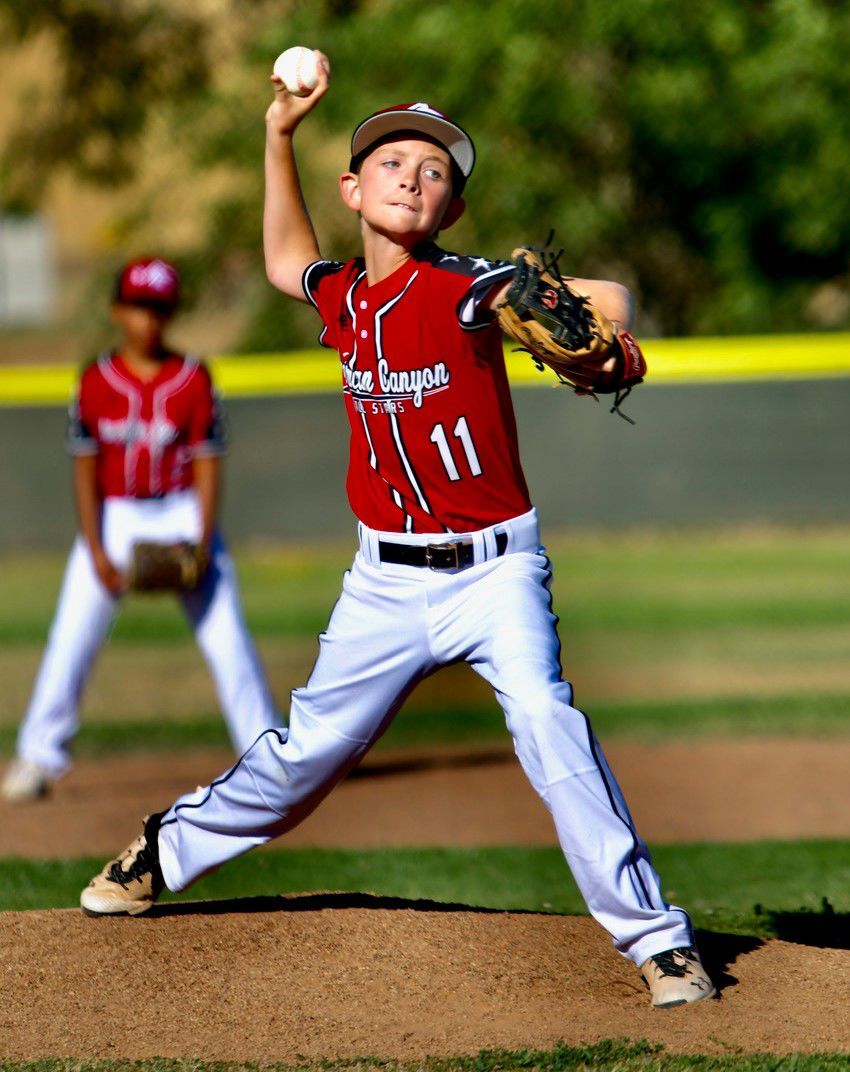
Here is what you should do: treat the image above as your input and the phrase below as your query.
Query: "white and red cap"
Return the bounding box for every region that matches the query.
[114,257,181,308]
[349,102,475,191]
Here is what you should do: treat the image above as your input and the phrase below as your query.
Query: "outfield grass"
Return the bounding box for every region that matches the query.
[3,527,850,742]
[3,841,848,939]
[4,529,850,645]
[3,690,850,759]
[1,1042,849,1071]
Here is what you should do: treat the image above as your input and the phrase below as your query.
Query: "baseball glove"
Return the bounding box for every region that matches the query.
[126,541,209,592]
[497,242,647,420]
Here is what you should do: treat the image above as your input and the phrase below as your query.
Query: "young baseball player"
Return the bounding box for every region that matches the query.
[80,61,716,1009]
[1,257,281,803]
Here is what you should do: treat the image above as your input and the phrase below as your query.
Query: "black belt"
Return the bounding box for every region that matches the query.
[378,529,508,571]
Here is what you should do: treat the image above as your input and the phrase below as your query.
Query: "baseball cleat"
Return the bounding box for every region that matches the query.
[640,945,717,1009]
[1,758,53,803]
[80,813,165,916]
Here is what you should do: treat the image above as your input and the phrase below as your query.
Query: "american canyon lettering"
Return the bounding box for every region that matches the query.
[343,356,450,408]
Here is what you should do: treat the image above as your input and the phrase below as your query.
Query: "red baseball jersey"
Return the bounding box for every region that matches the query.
[303,242,531,533]
[66,352,226,499]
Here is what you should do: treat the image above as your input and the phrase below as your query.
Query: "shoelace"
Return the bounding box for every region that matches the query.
[108,840,155,889]
[650,947,697,979]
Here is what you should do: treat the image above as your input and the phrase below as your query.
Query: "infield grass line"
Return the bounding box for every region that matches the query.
[2,841,848,937]
[1,1041,850,1070]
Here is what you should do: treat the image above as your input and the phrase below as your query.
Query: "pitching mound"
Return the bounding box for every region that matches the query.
[1,900,848,1061]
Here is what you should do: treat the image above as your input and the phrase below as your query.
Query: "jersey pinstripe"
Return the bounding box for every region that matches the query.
[303,242,530,533]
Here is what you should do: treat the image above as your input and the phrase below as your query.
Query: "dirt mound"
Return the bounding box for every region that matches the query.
[2,738,850,858]
[1,902,847,1060]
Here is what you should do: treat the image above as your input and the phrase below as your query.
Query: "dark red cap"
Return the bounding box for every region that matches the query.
[114,257,181,308]
[350,103,475,191]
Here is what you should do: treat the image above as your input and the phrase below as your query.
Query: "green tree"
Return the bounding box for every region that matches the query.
[214,0,850,340]
[0,0,211,208]
[4,0,850,342]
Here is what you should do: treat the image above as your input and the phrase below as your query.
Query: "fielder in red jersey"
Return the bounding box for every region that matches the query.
[80,60,716,1012]
[2,259,279,804]
[72,351,224,502]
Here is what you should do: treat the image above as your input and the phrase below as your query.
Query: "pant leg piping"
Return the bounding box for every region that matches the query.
[160,726,287,827]
[541,554,656,914]
[579,709,656,912]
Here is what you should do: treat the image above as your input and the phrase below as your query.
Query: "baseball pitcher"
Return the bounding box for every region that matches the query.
[79,63,715,1010]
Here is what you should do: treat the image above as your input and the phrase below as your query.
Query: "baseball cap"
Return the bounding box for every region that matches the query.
[349,103,475,192]
[114,257,181,308]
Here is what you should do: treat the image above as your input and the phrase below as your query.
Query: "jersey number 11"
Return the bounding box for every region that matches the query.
[429,417,483,481]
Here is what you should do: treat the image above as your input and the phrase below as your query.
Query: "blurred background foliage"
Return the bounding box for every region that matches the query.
[1,0,849,357]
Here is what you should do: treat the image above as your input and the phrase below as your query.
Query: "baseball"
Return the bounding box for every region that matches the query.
[273,46,320,97]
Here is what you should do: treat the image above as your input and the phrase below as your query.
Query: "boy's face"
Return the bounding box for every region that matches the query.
[110,302,174,350]
[341,137,464,241]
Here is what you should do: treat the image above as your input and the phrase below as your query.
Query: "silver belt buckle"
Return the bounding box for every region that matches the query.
[425,540,462,570]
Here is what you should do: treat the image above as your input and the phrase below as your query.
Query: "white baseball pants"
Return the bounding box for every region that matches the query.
[16,490,280,776]
[158,507,692,966]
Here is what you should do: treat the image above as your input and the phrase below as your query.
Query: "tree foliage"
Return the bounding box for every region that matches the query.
[264,0,850,336]
[0,0,210,206]
[2,0,849,341]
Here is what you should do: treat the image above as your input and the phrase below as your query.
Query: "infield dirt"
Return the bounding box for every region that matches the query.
[1,737,849,857]
[2,739,849,1061]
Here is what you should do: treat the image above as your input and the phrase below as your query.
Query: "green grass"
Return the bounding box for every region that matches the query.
[4,529,850,723]
[3,535,849,1071]
[3,841,849,937]
[1,1042,849,1071]
[4,528,850,646]
[4,529,850,741]
[3,692,850,759]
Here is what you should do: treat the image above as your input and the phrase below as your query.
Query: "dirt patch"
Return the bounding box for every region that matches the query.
[0,904,847,1060]
[2,738,850,858]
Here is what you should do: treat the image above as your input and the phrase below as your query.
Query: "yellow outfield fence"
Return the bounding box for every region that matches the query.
[1,332,849,406]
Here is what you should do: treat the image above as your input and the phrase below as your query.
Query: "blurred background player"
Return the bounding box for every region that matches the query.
[1,257,281,803]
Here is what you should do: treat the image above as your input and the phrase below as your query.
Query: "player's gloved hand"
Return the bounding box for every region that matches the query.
[92,547,125,596]
[497,241,647,421]
[125,541,210,593]
[266,50,331,135]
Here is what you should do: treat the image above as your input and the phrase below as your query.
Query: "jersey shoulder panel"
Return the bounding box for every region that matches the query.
[418,245,516,330]
[77,353,109,390]
[162,351,201,388]
[302,258,364,349]
[183,355,228,455]
[76,352,120,410]
[302,258,357,307]
[191,357,218,399]
[67,356,107,455]
[418,244,511,281]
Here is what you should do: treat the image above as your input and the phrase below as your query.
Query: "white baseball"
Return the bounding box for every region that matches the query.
[273,46,320,97]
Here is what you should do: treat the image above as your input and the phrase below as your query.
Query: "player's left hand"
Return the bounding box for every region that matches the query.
[497,243,646,419]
